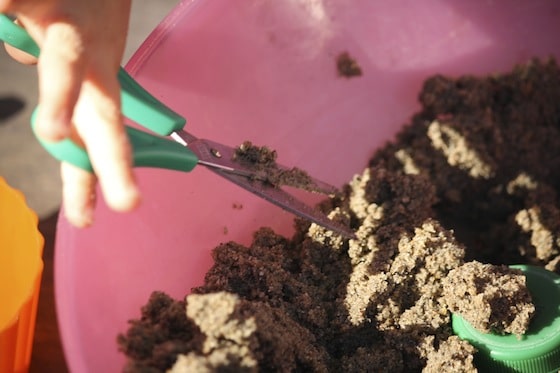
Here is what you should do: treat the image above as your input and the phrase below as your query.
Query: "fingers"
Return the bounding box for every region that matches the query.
[61,79,140,226]
[61,162,96,227]
[74,76,141,213]
[5,0,140,226]
[31,19,139,219]
[35,22,85,141]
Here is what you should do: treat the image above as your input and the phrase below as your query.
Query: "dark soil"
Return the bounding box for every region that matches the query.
[233,140,330,193]
[336,52,362,78]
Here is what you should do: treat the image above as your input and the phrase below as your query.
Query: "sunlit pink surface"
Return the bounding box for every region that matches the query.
[54,0,560,371]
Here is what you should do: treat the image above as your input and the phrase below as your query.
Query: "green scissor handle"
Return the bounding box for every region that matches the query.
[0,14,198,173]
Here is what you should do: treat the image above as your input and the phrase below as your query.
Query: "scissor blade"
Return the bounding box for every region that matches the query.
[175,131,338,196]
[171,130,354,237]
[209,168,356,239]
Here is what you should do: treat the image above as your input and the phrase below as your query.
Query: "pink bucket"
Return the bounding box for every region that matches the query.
[54,1,560,371]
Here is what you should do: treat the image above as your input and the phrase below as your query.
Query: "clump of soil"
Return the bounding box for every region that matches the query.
[233,141,277,166]
[336,51,363,78]
[233,140,330,193]
[442,262,535,336]
[118,58,560,372]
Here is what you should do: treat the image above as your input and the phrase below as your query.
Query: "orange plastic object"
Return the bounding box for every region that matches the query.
[0,178,44,373]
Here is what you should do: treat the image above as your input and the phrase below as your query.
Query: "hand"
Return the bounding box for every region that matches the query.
[2,0,141,227]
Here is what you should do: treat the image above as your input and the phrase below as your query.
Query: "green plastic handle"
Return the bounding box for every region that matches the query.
[0,14,40,58]
[31,109,197,172]
[0,13,198,172]
[118,68,186,136]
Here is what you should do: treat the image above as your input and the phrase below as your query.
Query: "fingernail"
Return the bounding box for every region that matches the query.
[82,199,95,226]
[63,206,93,228]
[109,182,141,212]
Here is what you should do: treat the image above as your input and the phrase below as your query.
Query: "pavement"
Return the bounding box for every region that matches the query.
[0,0,179,218]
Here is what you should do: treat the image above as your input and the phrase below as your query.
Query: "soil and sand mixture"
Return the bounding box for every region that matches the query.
[118,58,560,372]
[232,141,326,193]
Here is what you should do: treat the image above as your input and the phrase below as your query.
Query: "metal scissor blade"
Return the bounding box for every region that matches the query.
[174,130,338,196]
[172,130,355,238]
[209,168,356,239]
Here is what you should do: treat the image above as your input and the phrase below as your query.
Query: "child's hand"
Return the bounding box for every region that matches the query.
[2,0,140,227]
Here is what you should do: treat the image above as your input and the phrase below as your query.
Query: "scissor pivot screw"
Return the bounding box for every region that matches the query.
[210,148,222,158]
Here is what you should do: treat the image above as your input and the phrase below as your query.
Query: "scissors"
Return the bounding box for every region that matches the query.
[0,14,355,239]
